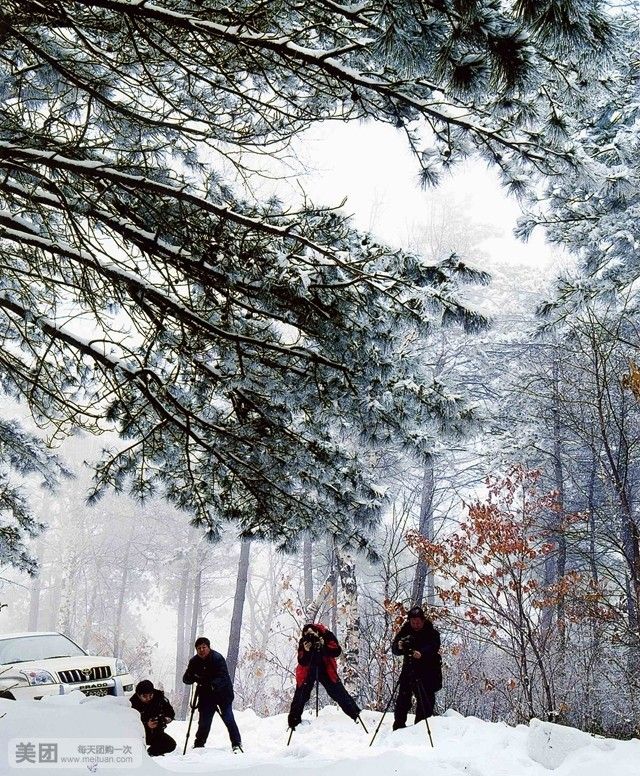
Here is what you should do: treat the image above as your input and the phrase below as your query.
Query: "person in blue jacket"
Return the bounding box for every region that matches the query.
[183,636,243,752]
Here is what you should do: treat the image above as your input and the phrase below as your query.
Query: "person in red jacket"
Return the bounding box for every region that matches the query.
[287,622,361,730]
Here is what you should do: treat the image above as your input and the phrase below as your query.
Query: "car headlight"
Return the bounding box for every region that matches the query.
[114,659,129,676]
[23,669,56,686]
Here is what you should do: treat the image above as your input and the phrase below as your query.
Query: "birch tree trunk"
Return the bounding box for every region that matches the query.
[227,538,251,683]
[303,534,314,609]
[327,539,338,633]
[334,543,360,696]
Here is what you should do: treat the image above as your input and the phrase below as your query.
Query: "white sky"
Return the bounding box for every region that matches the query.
[291,120,568,275]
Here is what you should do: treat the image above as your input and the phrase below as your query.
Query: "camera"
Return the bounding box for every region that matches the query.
[303,630,323,651]
[399,636,414,653]
[142,714,167,729]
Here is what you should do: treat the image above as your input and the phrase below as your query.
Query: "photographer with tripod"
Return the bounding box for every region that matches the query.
[287,623,361,731]
[130,680,177,757]
[391,606,442,732]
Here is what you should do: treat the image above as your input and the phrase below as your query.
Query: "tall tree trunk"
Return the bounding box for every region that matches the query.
[58,554,78,636]
[592,341,640,662]
[46,577,62,631]
[180,560,202,720]
[82,583,99,649]
[174,555,190,718]
[327,538,338,633]
[189,566,202,648]
[303,534,314,608]
[112,546,131,657]
[28,547,44,631]
[543,353,566,637]
[587,446,599,584]
[335,542,360,696]
[411,460,435,606]
[227,538,251,684]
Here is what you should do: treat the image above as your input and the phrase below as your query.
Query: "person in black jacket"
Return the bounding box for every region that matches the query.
[130,679,177,757]
[287,622,361,731]
[391,606,442,730]
[182,636,243,752]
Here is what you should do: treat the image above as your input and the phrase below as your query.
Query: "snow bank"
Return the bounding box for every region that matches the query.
[0,694,638,776]
[527,718,615,770]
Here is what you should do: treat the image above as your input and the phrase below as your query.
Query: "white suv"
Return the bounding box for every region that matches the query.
[0,631,135,700]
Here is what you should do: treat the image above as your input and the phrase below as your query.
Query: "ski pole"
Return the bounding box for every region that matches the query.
[182,684,199,755]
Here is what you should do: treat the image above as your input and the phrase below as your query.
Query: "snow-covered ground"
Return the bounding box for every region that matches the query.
[0,692,638,775]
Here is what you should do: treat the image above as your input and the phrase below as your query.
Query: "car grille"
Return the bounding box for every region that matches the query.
[58,666,112,683]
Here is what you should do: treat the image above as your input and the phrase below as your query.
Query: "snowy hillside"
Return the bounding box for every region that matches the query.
[1,693,638,776]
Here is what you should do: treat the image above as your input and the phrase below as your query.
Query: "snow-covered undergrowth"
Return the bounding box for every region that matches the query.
[0,693,638,775]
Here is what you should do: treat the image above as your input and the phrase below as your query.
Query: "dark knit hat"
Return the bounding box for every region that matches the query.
[408,606,426,620]
[135,679,154,695]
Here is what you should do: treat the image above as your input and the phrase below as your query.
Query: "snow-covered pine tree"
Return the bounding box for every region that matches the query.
[0,419,67,572]
[518,8,639,307]
[0,1,613,547]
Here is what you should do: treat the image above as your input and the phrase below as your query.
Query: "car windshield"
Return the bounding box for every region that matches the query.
[0,634,86,664]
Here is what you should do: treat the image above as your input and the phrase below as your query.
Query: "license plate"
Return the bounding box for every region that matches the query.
[83,688,109,697]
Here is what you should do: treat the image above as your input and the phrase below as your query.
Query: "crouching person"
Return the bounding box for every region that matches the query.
[130,679,176,757]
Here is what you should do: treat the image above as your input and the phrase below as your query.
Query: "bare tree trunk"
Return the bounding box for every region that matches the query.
[58,554,78,636]
[227,538,251,683]
[180,560,202,719]
[327,539,338,633]
[335,542,360,696]
[554,360,567,636]
[189,566,202,648]
[411,460,435,606]
[542,354,567,638]
[28,547,44,631]
[303,534,314,608]
[587,447,599,584]
[592,338,640,662]
[174,556,190,718]
[82,584,99,649]
[112,547,131,657]
[46,577,62,631]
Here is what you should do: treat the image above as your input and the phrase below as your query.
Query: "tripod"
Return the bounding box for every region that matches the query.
[287,646,369,745]
[182,684,200,754]
[413,676,434,748]
[369,664,434,748]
